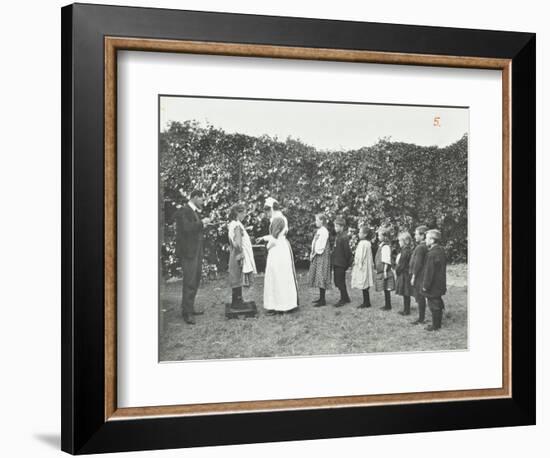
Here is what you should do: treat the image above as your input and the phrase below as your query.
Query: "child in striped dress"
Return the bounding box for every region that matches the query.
[227,203,257,309]
[375,226,395,310]
[308,213,332,307]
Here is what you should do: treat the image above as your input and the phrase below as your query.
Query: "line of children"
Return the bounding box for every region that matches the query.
[228,205,447,330]
[304,217,447,332]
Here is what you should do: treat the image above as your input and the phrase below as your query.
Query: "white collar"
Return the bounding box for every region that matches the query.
[188,201,200,213]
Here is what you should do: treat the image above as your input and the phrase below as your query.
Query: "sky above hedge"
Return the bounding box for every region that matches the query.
[160,95,468,151]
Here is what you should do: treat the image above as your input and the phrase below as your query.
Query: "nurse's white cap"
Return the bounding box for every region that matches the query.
[264,197,278,208]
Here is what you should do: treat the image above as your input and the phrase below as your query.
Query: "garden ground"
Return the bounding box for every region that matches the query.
[159,264,467,361]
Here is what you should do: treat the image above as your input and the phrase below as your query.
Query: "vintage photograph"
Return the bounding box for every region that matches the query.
[158,95,468,361]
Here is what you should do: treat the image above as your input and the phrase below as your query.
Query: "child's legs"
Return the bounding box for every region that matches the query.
[383,289,391,308]
[334,267,347,299]
[232,287,242,303]
[428,297,444,328]
[403,295,411,313]
[416,294,426,321]
[362,288,370,304]
[333,267,344,289]
[341,283,350,301]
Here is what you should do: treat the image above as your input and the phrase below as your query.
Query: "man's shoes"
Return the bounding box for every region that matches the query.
[380,306,391,311]
[334,301,347,307]
[312,298,323,304]
[425,325,440,331]
[313,299,327,307]
[265,309,277,316]
[193,310,204,315]
[183,315,196,325]
[398,311,411,316]
[411,319,424,325]
[357,303,370,309]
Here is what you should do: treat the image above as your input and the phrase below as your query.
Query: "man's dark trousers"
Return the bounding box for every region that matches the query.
[181,247,203,318]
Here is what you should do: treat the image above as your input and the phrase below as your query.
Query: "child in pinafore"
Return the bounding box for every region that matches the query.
[332,216,353,307]
[227,203,257,310]
[308,213,332,307]
[351,226,375,308]
[375,226,395,310]
[395,231,413,315]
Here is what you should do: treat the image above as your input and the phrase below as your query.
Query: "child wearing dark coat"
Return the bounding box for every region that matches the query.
[395,231,414,316]
[422,229,447,331]
[409,225,429,324]
[332,216,353,307]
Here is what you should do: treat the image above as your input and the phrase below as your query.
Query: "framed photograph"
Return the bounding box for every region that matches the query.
[61,3,536,454]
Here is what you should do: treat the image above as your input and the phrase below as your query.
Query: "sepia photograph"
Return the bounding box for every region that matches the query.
[158,95,468,361]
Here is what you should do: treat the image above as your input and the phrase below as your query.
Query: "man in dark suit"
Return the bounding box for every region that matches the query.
[421,229,447,331]
[175,189,210,325]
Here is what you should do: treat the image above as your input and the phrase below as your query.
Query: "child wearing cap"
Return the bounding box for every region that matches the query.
[332,216,352,307]
[422,229,447,331]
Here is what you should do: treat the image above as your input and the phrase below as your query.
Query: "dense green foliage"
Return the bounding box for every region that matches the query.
[160,121,467,278]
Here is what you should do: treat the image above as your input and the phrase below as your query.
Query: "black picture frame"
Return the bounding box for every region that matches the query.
[61,3,535,454]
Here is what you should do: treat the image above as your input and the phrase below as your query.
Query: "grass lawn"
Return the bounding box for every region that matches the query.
[159,264,467,361]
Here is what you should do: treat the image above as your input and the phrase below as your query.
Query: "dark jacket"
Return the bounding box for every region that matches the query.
[395,246,412,275]
[421,244,447,298]
[332,232,352,269]
[395,246,413,296]
[409,241,428,289]
[175,203,204,260]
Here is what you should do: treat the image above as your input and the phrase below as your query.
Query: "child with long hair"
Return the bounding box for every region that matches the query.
[375,226,395,310]
[395,231,414,315]
[227,203,257,309]
[351,225,375,308]
[308,213,332,307]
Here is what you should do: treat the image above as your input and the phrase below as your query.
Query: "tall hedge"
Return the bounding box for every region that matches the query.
[160,120,467,279]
